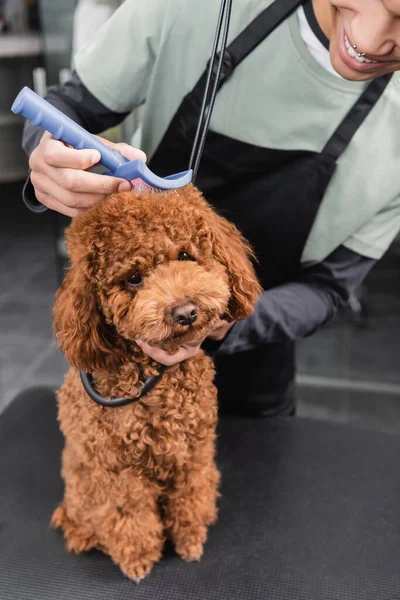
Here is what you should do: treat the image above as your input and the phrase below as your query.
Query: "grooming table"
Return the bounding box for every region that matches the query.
[1,388,400,600]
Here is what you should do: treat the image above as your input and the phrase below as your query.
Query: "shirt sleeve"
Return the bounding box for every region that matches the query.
[342,194,400,259]
[74,0,175,113]
[206,246,376,356]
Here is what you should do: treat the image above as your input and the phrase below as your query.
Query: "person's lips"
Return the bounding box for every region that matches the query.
[337,17,398,73]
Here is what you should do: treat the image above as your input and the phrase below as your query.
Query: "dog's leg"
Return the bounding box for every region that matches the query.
[165,441,220,562]
[51,442,100,553]
[95,472,165,582]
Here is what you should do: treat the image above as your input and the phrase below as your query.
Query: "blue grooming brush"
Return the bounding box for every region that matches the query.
[11,87,192,190]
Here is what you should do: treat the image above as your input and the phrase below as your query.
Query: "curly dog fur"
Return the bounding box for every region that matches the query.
[52,184,262,581]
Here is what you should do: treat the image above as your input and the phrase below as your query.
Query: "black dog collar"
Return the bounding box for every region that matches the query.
[80,365,167,408]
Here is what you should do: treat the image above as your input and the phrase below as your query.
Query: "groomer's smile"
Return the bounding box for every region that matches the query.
[314,0,400,80]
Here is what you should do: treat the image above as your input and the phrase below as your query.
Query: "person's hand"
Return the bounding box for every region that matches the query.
[136,320,235,366]
[135,339,203,367]
[29,131,147,217]
[206,320,235,341]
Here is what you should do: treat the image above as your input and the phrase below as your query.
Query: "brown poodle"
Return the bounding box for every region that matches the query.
[51,183,261,581]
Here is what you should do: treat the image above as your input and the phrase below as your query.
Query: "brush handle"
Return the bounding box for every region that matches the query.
[11,87,128,173]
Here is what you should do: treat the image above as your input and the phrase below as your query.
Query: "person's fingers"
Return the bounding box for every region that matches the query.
[33,188,90,217]
[33,137,138,197]
[30,170,108,211]
[135,340,201,366]
[45,165,132,196]
[38,134,101,170]
[98,136,147,163]
[206,320,235,341]
[38,132,147,169]
[175,344,201,359]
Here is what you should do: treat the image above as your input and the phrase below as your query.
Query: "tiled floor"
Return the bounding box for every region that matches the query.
[1,181,400,432]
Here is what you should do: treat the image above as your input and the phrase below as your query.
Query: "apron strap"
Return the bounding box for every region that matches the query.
[225,0,304,72]
[322,73,393,160]
[191,0,304,102]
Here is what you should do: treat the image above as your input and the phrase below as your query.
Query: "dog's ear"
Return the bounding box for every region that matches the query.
[209,212,263,320]
[53,264,125,372]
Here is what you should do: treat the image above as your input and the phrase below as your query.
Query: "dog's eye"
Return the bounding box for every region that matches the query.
[178,251,196,262]
[125,274,143,286]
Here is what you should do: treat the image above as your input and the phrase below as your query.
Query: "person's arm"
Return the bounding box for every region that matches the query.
[212,245,375,355]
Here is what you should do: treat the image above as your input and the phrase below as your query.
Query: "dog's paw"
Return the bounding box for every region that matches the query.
[51,504,97,553]
[121,557,154,582]
[175,540,204,562]
[50,505,65,530]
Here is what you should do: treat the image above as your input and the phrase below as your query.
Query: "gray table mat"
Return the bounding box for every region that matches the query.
[1,387,400,600]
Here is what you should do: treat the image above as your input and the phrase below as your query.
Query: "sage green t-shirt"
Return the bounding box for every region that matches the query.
[75,0,400,263]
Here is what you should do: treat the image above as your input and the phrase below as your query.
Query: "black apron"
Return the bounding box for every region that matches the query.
[149,0,392,417]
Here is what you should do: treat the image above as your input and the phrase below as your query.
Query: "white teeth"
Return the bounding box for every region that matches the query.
[344,35,378,64]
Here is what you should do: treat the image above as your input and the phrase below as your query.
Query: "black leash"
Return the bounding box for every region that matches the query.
[80,365,168,408]
[189,0,233,182]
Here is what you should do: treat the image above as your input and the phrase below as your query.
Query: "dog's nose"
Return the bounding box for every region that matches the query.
[171,303,198,326]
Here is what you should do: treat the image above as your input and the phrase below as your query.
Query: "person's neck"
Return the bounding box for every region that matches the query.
[312,0,333,40]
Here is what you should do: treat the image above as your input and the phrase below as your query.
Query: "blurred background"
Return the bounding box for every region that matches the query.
[1,0,399,431]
